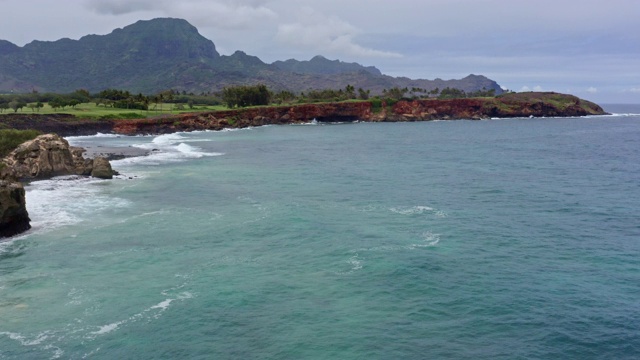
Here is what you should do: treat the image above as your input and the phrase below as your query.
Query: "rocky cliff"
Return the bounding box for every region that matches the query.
[108,92,606,135]
[0,134,115,239]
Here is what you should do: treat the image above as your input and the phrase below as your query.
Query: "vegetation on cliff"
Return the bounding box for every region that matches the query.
[0,129,41,157]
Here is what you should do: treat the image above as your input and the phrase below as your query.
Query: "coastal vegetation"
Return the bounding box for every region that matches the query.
[0,129,41,157]
[0,83,498,118]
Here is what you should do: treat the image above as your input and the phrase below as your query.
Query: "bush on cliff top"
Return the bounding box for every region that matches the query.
[0,129,42,158]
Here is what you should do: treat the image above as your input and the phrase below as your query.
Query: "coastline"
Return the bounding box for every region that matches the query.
[0,93,607,138]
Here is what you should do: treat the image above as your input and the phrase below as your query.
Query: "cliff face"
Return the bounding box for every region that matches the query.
[0,92,607,137]
[109,92,605,135]
[112,101,373,134]
[388,93,606,121]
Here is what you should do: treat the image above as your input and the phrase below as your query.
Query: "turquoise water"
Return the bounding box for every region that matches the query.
[1,107,640,359]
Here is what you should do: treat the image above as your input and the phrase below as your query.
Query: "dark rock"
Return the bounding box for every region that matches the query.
[91,157,114,179]
[0,180,30,238]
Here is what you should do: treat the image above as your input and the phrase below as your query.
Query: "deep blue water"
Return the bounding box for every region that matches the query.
[1,106,639,359]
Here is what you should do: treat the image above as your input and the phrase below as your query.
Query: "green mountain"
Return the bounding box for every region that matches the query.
[0,18,503,95]
[273,55,382,76]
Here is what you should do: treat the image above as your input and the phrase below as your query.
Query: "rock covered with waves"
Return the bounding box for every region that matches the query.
[2,133,114,180]
[0,179,31,238]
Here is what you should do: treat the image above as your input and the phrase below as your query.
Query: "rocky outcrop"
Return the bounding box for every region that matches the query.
[0,179,30,238]
[2,134,115,180]
[90,157,114,179]
[0,134,116,238]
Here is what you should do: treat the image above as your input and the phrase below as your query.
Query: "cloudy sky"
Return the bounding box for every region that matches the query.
[0,0,638,103]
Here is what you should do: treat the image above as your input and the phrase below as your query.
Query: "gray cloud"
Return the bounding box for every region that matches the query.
[85,0,160,15]
[276,7,402,59]
[85,0,277,29]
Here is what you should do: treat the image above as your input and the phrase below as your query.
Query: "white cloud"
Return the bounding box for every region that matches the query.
[84,0,277,30]
[586,87,597,93]
[276,7,402,59]
[629,88,640,93]
[520,85,544,92]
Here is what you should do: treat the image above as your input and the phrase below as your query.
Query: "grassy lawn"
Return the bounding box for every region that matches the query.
[1,103,229,119]
[1,99,374,119]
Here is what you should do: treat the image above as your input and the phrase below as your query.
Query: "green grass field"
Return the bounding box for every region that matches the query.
[0,103,229,119]
[0,100,372,119]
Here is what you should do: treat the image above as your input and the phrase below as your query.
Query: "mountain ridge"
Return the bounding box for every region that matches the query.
[0,18,503,95]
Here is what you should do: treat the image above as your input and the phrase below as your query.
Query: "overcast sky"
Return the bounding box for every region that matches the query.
[0,0,638,103]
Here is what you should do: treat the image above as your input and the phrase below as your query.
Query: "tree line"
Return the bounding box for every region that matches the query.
[0,89,225,113]
[0,84,499,113]
[219,84,497,108]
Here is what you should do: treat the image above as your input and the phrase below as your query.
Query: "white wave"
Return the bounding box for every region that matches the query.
[151,133,186,146]
[90,321,123,336]
[24,176,130,234]
[408,232,441,249]
[114,133,223,167]
[0,240,14,256]
[352,232,441,254]
[434,210,448,218]
[0,331,51,346]
[150,298,174,311]
[88,291,193,338]
[218,126,257,132]
[334,255,364,275]
[390,206,434,215]
[0,330,63,358]
[348,255,363,271]
[65,133,122,142]
[294,119,319,126]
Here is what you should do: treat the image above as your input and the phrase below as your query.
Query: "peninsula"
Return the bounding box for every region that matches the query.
[0,92,606,137]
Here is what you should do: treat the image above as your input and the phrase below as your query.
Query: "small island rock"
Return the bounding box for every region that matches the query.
[91,157,114,179]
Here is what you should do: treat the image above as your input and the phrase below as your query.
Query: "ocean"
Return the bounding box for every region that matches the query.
[1,105,639,359]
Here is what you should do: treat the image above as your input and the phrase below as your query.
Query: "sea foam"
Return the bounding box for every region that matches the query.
[24,176,130,235]
[114,133,223,166]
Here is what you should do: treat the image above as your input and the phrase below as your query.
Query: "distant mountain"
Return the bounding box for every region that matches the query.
[0,18,503,95]
[273,55,382,76]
